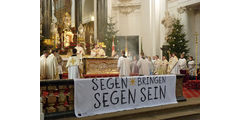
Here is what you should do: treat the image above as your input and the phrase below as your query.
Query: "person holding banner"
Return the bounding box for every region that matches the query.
[66,48,80,79]
[167,52,179,74]
[137,52,150,76]
[117,50,131,77]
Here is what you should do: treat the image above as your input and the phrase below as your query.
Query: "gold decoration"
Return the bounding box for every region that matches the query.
[70,58,76,65]
[98,42,106,48]
[130,78,135,85]
[84,58,119,75]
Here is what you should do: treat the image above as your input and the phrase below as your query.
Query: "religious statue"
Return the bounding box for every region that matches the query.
[63,30,73,47]
[63,12,71,29]
[161,11,175,41]
[77,24,85,41]
[50,22,60,47]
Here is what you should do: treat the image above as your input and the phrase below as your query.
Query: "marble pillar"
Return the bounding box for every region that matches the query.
[159,0,167,59]
[97,0,108,42]
[42,0,52,39]
[71,0,75,27]
[75,0,82,29]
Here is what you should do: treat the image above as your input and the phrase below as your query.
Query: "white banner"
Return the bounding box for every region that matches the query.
[74,75,177,118]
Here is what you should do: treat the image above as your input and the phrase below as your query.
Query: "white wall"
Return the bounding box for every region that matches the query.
[111,0,163,57]
[110,0,200,60]
[82,0,94,24]
[168,0,200,63]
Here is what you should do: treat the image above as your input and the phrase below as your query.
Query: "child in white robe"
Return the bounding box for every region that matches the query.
[188,56,195,76]
[118,50,131,77]
[178,53,187,74]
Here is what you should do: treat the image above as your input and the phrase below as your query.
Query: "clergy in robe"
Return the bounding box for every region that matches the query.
[137,53,150,76]
[167,53,179,74]
[147,56,154,75]
[188,56,196,76]
[90,45,99,57]
[75,43,85,57]
[66,48,80,79]
[130,56,139,75]
[46,50,59,79]
[40,50,49,80]
[153,55,161,74]
[55,49,63,79]
[178,53,187,74]
[158,56,169,75]
[98,45,106,57]
[117,50,131,77]
[75,43,85,70]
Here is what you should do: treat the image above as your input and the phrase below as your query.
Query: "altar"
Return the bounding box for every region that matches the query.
[62,57,119,78]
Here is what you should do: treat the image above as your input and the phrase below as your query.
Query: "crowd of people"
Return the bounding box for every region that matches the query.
[117,50,196,77]
[40,47,197,80]
[40,48,83,80]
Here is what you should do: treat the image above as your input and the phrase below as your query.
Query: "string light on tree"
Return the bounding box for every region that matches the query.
[164,19,190,59]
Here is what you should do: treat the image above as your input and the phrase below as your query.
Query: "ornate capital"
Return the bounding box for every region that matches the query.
[112,0,141,15]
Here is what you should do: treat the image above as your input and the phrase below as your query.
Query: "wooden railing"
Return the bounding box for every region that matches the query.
[40,75,185,119]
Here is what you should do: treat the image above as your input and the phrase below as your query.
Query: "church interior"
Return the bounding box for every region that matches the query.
[40,0,200,119]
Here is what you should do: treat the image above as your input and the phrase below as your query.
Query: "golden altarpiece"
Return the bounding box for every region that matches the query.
[40,0,118,77]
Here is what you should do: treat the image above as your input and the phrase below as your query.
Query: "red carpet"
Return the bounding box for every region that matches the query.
[183,87,200,98]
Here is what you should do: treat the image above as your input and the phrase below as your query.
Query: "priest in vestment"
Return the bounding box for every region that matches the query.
[46,50,59,79]
[117,50,131,77]
[158,56,168,75]
[98,45,106,57]
[137,53,150,76]
[40,50,49,80]
[66,48,80,79]
[167,53,179,74]
[75,43,85,56]
[90,45,99,57]
[153,55,161,74]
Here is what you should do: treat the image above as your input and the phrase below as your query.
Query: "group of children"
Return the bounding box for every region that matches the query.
[117,50,196,77]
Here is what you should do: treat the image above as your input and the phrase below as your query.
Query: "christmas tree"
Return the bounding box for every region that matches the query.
[103,17,119,56]
[165,19,189,59]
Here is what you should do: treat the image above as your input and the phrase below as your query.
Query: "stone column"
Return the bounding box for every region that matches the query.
[97,0,108,42]
[159,0,167,59]
[94,0,97,43]
[71,0,75,27]
[42,0,52,39]
[75,0,82,29]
